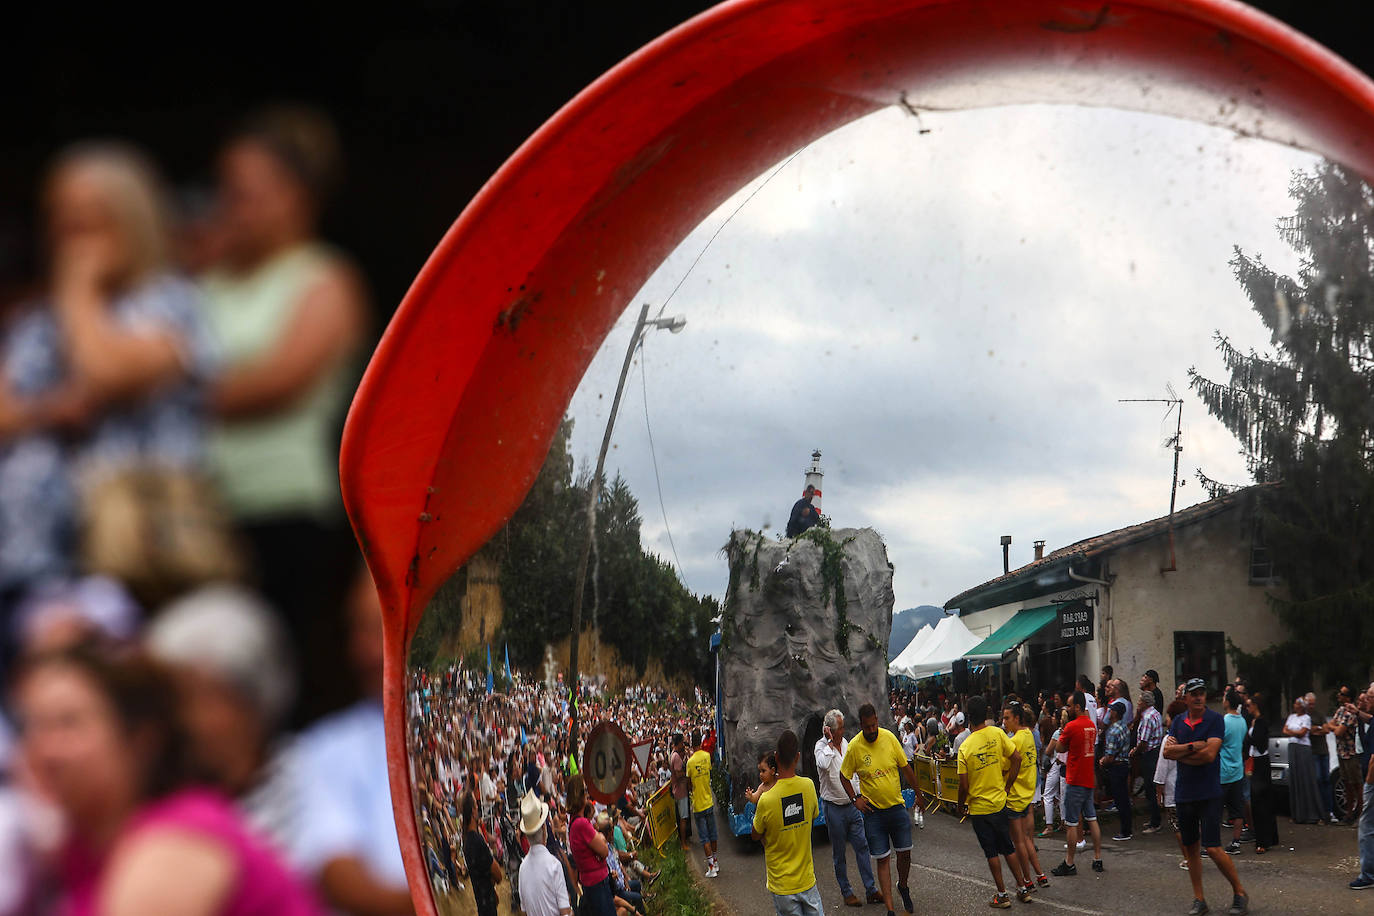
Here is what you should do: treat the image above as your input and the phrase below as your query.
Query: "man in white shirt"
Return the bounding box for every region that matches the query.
[517,790,572,916]
[951,713,971,753]
[815,709,880,907]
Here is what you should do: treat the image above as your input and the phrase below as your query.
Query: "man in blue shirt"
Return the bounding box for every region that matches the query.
[1163,678,1250,916]
[1220,690,1247,854]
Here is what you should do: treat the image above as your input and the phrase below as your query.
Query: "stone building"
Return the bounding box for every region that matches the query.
[944,485,1284,699]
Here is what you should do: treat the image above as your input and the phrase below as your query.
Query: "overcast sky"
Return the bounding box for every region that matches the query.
[561,103,1318,615]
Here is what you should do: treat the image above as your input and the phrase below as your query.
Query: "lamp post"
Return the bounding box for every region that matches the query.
[568,303,685,753]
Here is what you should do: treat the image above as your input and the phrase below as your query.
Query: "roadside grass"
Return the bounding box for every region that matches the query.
[639,842,715,916]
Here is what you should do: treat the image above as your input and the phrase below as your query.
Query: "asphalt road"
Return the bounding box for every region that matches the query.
[686,804,1373,916]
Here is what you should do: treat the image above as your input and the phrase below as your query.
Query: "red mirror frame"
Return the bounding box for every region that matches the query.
[337,1,1374,910]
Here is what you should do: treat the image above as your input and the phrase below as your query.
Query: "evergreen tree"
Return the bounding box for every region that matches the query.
[1189,161,1374,689]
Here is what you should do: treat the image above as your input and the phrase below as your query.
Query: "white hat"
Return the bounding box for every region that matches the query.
[519,789,550,835]
[953,712,965,726]
[145,584,295,728]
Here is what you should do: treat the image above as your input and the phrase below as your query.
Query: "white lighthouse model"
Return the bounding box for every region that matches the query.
[805,449,824,513]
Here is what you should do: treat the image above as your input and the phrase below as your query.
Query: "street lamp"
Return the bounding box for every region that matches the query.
[567,302,686,753]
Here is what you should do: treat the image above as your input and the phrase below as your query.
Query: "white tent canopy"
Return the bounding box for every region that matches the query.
[886,623,935,679]
[904,615,983,679]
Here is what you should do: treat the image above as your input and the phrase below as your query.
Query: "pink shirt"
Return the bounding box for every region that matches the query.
[568,815,609,886]
[60,788,323,916]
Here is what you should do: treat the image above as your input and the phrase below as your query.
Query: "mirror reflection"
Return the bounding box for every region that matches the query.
[406,101,1371,915]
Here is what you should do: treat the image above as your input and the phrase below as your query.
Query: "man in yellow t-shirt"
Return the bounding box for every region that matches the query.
[686,732,719,877]
[752,729,821,915]
[1002,701,1049,894]
[956,695,1029,908]
[840,703,926,916]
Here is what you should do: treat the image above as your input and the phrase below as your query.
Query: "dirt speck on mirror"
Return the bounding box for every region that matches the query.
[405,101,1374,913]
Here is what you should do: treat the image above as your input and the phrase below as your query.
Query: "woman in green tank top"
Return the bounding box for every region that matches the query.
[202,107,368,724]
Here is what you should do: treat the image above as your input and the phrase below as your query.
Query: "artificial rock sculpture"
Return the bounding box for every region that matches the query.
[719,527,894,815]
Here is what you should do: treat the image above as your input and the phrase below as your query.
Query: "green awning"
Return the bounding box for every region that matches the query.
[963,605,1061,662]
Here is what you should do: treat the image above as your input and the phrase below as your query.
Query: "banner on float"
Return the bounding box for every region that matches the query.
[647,784,677,849]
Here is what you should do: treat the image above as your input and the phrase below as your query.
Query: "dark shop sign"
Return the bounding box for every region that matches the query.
[1057,601,1094,644]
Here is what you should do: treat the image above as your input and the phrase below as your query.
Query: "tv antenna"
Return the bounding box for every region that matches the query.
[1119,383,1184,572]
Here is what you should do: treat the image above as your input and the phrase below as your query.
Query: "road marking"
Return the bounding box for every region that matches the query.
[907,862,1107,915]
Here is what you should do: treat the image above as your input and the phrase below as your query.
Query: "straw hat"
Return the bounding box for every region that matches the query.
[519,789,550,835]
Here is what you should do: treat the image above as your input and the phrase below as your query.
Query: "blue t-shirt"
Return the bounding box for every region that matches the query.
[1169,708,1226,802]
[1220,713,1246,784]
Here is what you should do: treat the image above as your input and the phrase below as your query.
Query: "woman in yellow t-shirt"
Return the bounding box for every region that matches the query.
[1003,702,1050,894]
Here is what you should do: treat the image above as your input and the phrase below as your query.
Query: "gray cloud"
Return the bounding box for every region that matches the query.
[559,104,1317,613]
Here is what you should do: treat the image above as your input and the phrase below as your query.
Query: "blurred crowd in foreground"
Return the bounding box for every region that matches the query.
[0,107,420,915]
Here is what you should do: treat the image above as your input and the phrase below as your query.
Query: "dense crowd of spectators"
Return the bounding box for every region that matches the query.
[404,664,714,915]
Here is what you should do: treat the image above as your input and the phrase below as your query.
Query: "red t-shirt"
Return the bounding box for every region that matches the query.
[1061,714,1098,788]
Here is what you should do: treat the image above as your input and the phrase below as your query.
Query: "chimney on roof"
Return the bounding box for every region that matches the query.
[1000,535,1012,574]
[1033,540,1045,562]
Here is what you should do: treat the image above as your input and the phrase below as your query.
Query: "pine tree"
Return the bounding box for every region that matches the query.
[1188,161,1374,690]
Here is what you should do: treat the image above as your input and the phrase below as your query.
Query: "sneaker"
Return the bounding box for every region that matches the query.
[1238,829,1254,843]
[1050,861,1077,877]
[1141,824,1161,835]
[1351,877,1374,890]
[1225,841,1242,854]
[898,884,913,913]
[1016,887,1034,904]
[1035,873,1050,888]
[1065,838,1086,850]
[990,893,1012,909]
[1180,859,1190,870]
[1201,849,1210,859]
[1227,894,1249,915]
[1112,833,1132,842]
[1187,900,1209,916]
[1091,859,1104,873]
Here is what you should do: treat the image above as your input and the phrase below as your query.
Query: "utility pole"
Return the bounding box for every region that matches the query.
[1120,383,1184,572]
[568,304,685,753]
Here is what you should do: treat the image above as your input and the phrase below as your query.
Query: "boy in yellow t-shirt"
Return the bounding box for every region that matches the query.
[957,696,1031,909]
[686,732,719,877]
[1002,701,1050,895]
[752,729,821,914]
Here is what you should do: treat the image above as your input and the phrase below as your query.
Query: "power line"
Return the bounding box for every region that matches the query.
[632,144,810,583]
[640,338,686,583]
[654,145,807,319]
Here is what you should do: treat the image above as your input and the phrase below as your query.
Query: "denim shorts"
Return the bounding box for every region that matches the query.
[694,808,718,845]
[1005,802,1030,820]
[863,802,912,859]
[1062,784,1096,826]
[772,883,823,916]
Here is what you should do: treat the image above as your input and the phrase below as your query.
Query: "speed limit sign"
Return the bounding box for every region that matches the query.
[583,721,632,804]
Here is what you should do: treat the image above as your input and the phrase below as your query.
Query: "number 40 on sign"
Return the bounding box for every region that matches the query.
[583,721,633,804]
